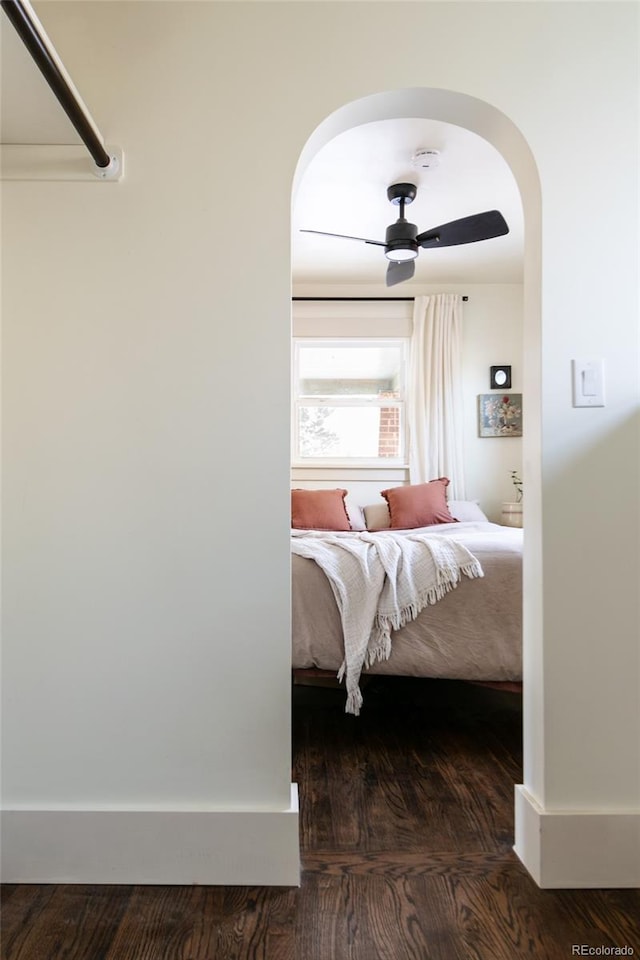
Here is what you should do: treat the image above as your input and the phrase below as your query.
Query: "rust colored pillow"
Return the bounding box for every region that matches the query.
[291,488,351,531]
[381,479,456,529]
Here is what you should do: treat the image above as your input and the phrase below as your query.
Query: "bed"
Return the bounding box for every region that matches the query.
[291,487,523,713]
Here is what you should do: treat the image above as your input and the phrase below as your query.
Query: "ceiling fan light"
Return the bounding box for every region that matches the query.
[385,216,418,261]
[385,243,418,262]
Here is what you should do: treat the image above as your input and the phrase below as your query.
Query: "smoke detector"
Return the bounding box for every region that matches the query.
[411,148,441,170]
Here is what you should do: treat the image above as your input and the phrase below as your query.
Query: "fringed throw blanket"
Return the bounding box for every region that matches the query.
[291,530,484,714]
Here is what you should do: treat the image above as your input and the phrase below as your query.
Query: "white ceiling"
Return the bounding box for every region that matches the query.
[1,12,523,289]
[292,117,524,287]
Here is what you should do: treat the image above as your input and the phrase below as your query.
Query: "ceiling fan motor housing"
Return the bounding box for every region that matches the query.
[385,218,418,260]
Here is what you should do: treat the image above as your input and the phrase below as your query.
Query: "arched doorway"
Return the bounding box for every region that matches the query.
[291,86,542,871]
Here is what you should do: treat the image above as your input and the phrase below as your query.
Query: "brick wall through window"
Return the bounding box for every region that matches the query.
[378,392,400,458]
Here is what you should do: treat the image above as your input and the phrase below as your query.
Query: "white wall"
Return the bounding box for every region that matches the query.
[292,285,524,522]
[461,285,523,519]
[1,1,638,886]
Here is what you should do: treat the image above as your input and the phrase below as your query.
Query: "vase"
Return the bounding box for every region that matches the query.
[501,501,523,528]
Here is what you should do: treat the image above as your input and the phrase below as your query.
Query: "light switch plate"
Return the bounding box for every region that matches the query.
[572,358,605,407]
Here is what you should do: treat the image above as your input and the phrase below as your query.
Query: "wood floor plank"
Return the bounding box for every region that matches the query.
[550,888,640,949]
[295,872,470,960]
[102,885,223,960]
[301,849,520,879]
[215,887,296,960]
[446,869,640,960]
[1,885,132,960]
[0,885,58,960]
[0,885,19,907]
[446,870,560,959]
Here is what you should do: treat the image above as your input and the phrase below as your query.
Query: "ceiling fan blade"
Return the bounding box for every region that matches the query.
[416,210,509,249]
[386,259,415,287]
[300,229,386,247]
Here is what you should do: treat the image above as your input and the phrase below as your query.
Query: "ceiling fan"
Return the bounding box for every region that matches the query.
[301,182,509,287]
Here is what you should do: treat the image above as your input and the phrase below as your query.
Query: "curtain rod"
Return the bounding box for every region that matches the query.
[292,296,468,302]
[1,0,112,170]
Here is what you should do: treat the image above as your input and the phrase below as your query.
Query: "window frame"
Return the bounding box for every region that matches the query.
[292,336,409,469]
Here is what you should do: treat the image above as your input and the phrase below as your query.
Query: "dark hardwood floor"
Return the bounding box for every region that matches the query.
[2,677,638,959]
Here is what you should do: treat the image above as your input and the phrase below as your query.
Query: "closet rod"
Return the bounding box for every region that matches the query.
[1,0,111,169]
[292,296,469,302]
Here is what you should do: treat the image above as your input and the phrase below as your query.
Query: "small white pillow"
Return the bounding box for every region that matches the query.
[447,500,489,522]
[345,498,366,531]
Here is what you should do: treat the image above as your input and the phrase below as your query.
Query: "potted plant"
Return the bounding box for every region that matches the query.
[501,470,523,527]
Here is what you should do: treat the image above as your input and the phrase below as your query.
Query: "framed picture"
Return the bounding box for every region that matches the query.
[490,365,511,389]
[478,393,523,437]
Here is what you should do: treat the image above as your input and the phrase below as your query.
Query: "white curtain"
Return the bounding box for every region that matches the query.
[408,294,466,499]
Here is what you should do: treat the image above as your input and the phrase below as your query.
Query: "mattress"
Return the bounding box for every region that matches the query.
[291,521,522,682]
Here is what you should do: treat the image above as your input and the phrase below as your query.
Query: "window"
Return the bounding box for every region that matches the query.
[293,339,408,466]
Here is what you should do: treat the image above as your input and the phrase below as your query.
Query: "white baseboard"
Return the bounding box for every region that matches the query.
[514,785,640,888]
[1,785,300,886]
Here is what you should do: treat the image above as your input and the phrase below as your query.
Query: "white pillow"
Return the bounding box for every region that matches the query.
[345,497,367,531]
[447,500,489,522]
